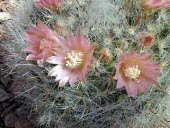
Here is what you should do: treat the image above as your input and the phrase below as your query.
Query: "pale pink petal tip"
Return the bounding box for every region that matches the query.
[37,59,44,67]
[58,77,69,87]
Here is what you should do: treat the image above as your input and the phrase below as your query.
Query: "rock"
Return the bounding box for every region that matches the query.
[2,101,10,109]
[0,82,3,88]
[0,103,3,115]
[9,79,23,95]
[0,77,9,87]
[0,0,18,12]
[15,118,32,128]
[15,107,30,118]
[0,12,11,22]
[1,106,12,118]
[4,113,18,127]
[0,74,13,88]
[0,89,11,102]
[0,118,4,128]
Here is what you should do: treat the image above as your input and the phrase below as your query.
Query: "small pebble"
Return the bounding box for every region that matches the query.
[0,89,10,102]
[4,113,18,127]
[15,118,32,128]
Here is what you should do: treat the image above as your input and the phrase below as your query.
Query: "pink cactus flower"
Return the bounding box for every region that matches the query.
[113,50,161,96]
[34,0,63,10]
[23,20,59,67]
[141,0,170,10]
[46,29,96,87]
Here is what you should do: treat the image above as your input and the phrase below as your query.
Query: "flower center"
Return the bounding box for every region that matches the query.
[39,40,46,50]
[65,50,83,68]
[125,65,141,82]
[39,39,55,56]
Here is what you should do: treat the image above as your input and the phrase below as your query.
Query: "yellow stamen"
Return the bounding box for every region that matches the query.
[65,50,83,68]
[125,65,141,82]
[39,39,47,50]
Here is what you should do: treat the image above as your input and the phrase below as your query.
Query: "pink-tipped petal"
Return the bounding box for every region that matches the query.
[59,77,69,87]
[48,65,62,76]
[55,35,69,50]
[69,73,78,86]
[116,76,125,88]
[140,73,159,86]
[46,56,64,64]
[79,69,86,82]
[126,81,138,96]
[37,59,44,67]
[26,54,38,60]
[137,81,149,92]
[67,32,77,49]
[55,70,70,81]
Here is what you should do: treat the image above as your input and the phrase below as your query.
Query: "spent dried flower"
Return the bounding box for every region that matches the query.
[99,48,113,62]
[23,20,59,67]
[117,40,129,48]
[113,50,161,96]
[46,28,96,87]
[137,32,154,48]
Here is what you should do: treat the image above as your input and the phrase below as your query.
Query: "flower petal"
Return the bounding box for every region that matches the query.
[126,81,138,96]
[37,59,44,67]
[55,70,70,81]
[46,56,64,64]
[137,81,149,92]
[48,65,62,76]
[79,69,86,82]
[58,77,69,87]
[140,73,159,86]
[76,28,83,47]
[26,54,39,60]
[116,76,125,88]
[67,32,77,49]
[69,72,78,86]
[55,35,69,50]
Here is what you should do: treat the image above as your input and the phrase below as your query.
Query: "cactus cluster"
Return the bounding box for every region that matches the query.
[2,0,170,127]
